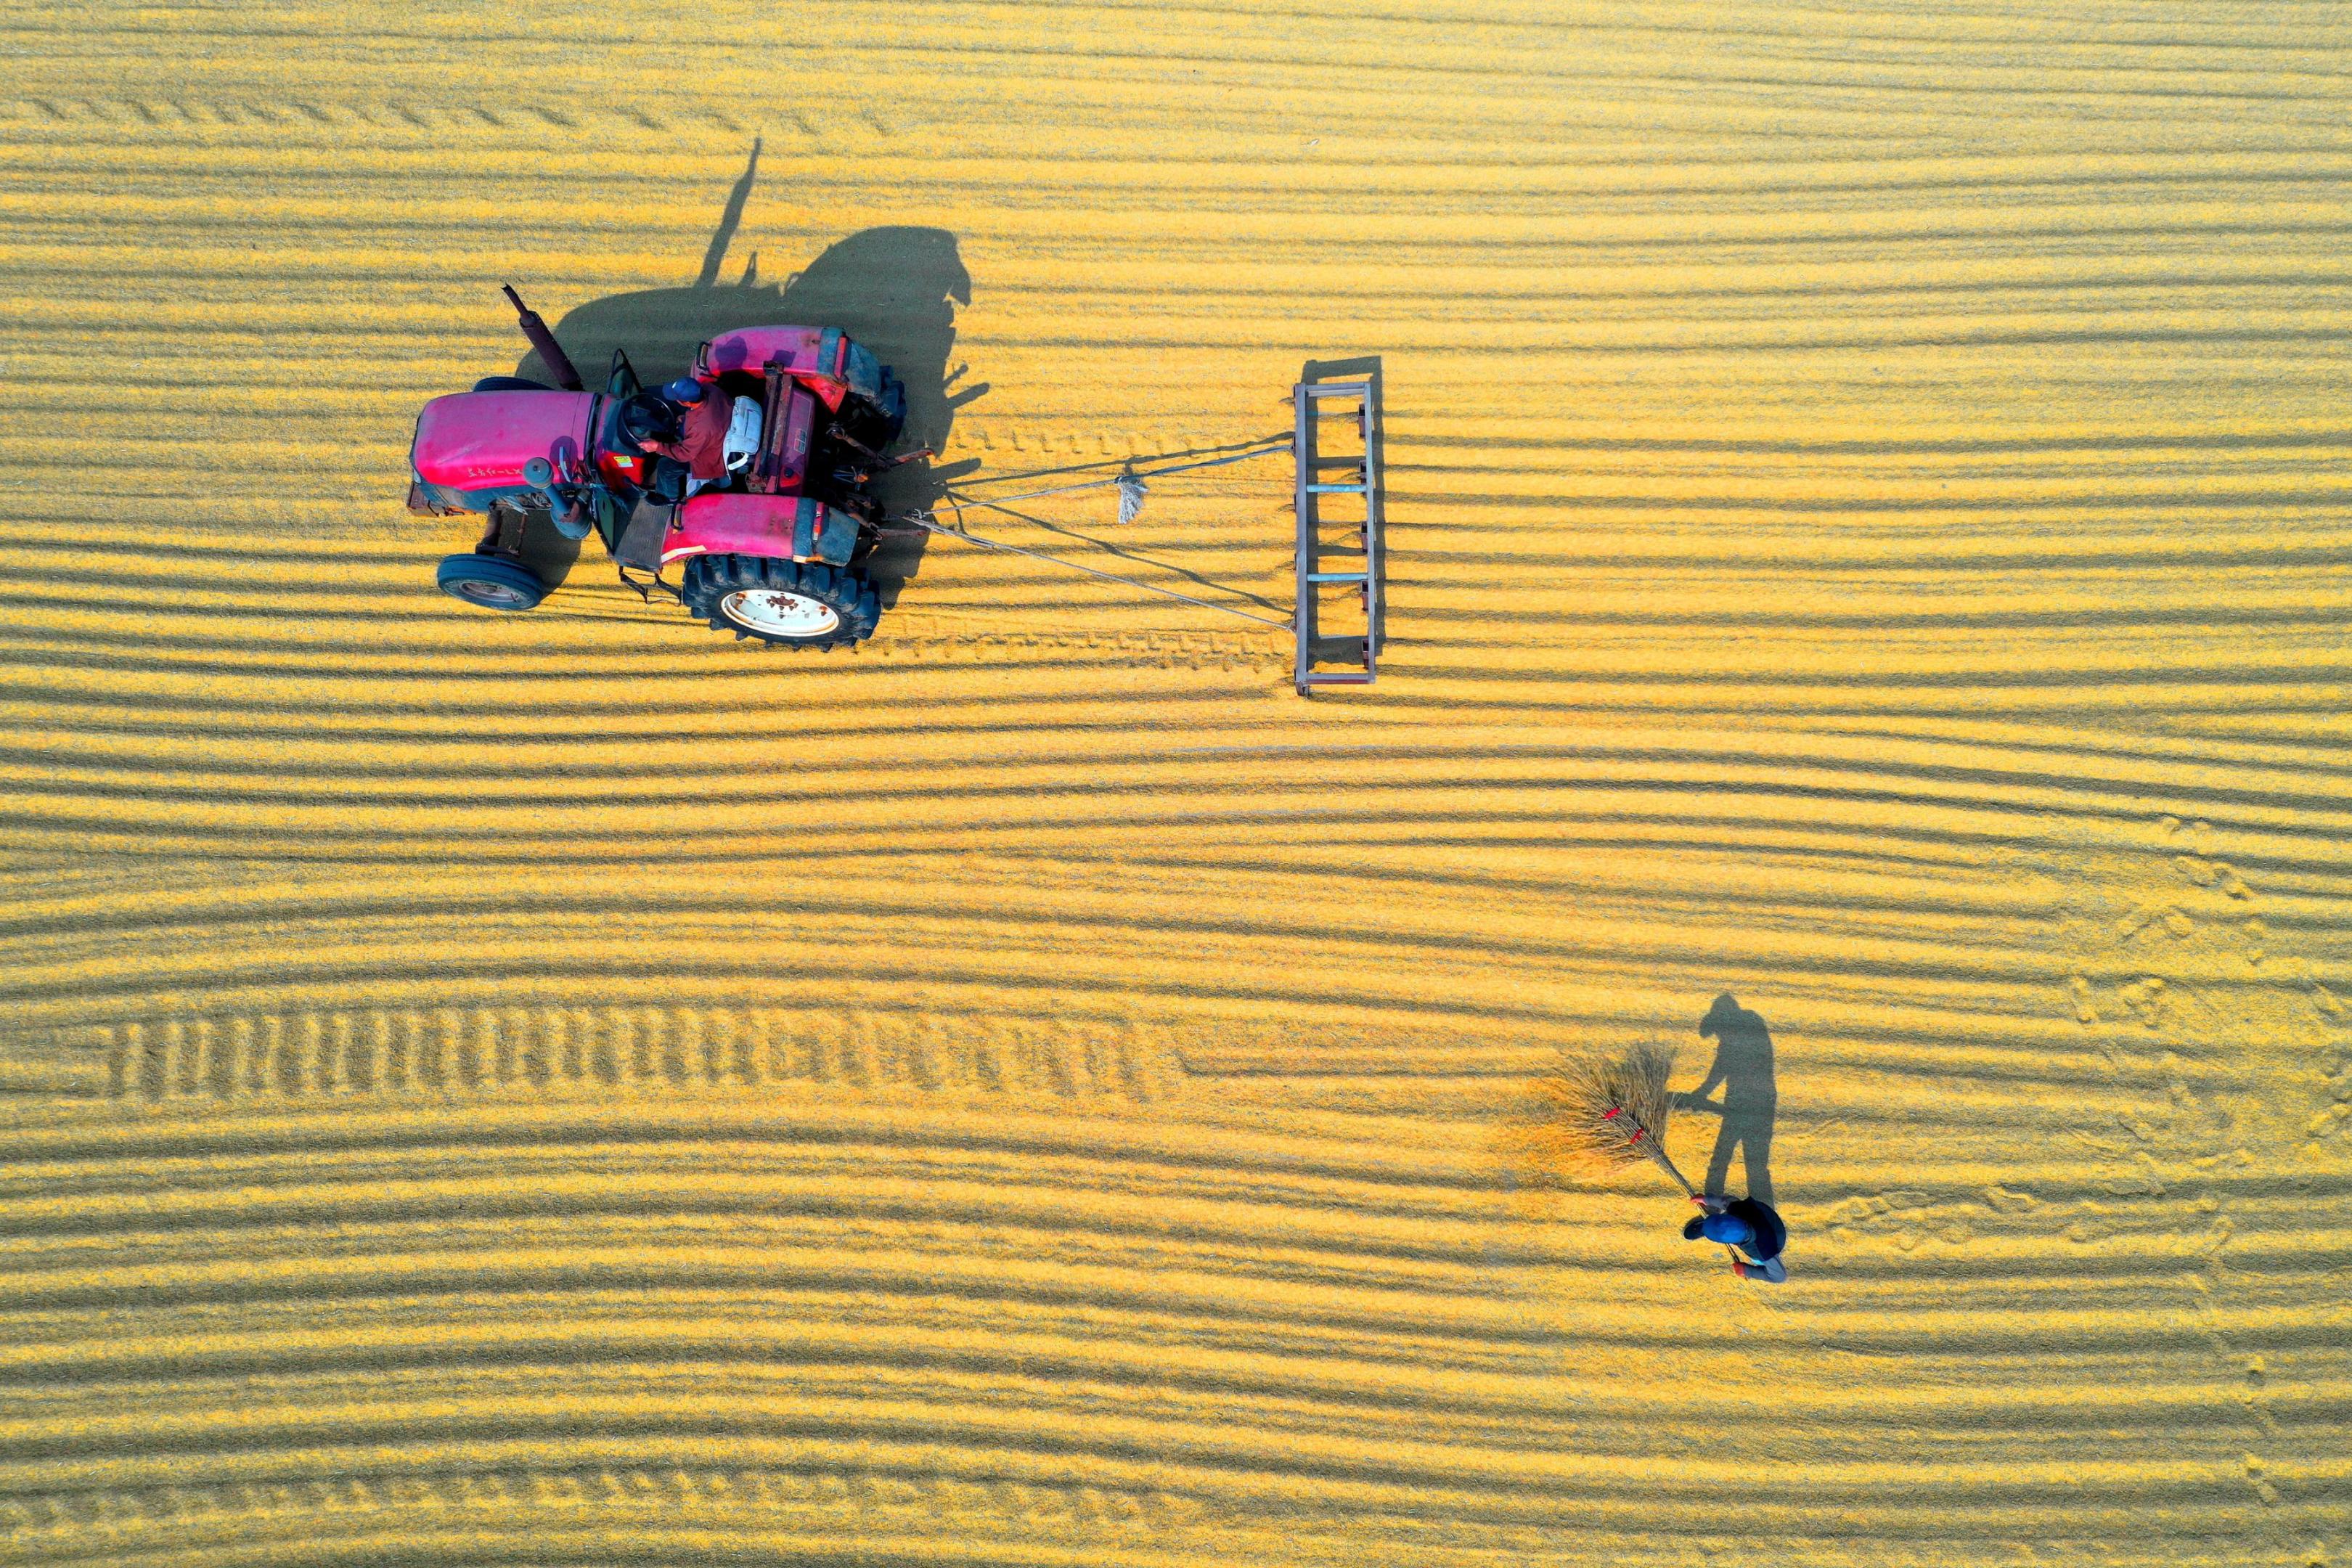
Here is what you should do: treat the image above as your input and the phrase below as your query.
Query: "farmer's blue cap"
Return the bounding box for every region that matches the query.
[1701,1212,1756,1248]
[662,377,707,402]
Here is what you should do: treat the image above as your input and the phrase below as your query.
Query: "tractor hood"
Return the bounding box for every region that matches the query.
[411,391,596,489]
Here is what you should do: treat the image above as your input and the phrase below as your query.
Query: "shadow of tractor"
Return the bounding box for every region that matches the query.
[512,147,982,597]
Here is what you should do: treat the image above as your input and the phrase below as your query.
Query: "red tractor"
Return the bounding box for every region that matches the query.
[407,287,917,649]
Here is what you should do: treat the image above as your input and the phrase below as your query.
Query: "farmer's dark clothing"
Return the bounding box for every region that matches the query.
[1722,1197,1784,1261]
[1683,1199,1783,1261]
[1684,992,1777,1204]
[1684,1196,1787,1283]
[642,379,732,483]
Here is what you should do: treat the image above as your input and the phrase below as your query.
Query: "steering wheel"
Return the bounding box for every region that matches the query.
[616,393,679,454]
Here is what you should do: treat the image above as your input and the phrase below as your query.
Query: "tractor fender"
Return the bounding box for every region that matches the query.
[659,492,858,569]
[698,325,879,414]
[701,326,824,377]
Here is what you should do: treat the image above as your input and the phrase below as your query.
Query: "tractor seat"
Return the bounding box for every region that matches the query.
[723,396,762,475]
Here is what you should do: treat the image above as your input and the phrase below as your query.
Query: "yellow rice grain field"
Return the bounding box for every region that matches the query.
[4,3,2351,1563]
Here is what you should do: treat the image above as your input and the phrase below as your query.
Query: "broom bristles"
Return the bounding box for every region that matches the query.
[1537,1042,1694,1194]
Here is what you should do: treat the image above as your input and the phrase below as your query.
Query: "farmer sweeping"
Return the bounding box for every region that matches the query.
[1536,1038,1792,1284]
[1685,1195,1788,1283]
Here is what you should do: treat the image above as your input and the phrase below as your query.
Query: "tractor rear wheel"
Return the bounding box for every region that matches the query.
[472,375,555,393]
[436,553,547,611]
[682,555,879,650]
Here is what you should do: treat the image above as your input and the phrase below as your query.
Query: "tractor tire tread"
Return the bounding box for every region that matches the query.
[681,553,881,650]
[436,552,547,612]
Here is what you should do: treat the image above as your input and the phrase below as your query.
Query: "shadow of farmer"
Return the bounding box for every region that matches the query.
[514,140,980,595]
[1678,993,1778,1204]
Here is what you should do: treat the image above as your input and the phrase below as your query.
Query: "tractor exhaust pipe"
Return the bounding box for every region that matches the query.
[502,283,585,392]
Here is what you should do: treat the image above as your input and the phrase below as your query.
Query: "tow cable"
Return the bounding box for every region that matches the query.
[893,437,1299,633]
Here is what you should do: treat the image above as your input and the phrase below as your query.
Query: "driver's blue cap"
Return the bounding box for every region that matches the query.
[661,377,708,403]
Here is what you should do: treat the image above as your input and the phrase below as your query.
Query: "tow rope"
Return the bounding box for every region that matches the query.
[894,437,1298,632]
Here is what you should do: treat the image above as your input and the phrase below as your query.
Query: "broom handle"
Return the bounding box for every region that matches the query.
[1652,1146,1748,1268]
[1607,1101,1700,1198]
[1646,1142,1699,1199]
[1608,1098,1737,1267]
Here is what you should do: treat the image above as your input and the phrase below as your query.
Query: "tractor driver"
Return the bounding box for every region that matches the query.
[625,377,735,503]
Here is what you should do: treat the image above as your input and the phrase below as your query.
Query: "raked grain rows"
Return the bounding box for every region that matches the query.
[4,1,2352,1564]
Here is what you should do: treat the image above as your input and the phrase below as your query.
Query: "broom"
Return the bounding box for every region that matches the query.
[1537,1042,1699,1199]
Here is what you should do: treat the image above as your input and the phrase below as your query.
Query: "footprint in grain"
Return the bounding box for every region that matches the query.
[2118,976,2168,1027]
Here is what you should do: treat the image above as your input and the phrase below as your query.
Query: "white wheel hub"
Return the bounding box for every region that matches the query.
[721,586,841,638]
[454,579,531,608]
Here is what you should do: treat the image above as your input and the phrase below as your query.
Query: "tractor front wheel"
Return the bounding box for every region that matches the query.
[682,555,879,650]
[436,553,547,611]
